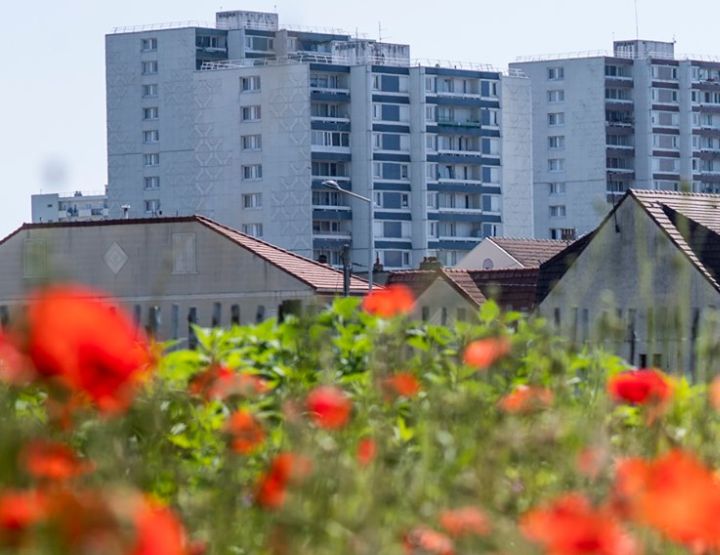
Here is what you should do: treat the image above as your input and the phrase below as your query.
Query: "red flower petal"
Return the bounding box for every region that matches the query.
[362,285,415,318]
[306,385,352,430]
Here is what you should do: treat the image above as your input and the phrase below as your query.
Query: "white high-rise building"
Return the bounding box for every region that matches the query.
[106,10,532,270]
[512,39,720,240]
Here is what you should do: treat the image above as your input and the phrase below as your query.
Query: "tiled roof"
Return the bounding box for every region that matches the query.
[1,216,370,295]
[385,270,439,300]
[537,189,720,303]
[196,217,370,294]
[488,237,573,268]
[442,270,487,306]
[464,268,540,312]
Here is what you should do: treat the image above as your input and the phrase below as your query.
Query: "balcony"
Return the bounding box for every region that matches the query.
[435,118,482,129]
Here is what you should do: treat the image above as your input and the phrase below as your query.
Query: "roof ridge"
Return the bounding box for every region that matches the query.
[195,215,370,286]
[631,189,720,199]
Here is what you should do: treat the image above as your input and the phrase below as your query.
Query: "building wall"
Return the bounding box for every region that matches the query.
[511,57,608,240]
[0,221,319,339]
[414,278,477,325]
[538,198,720,373]
[454,239,523,270]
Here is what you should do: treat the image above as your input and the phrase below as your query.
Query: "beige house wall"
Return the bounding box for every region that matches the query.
[538,198,720,373]
[0,221,326,340]
[455,239,523,270]
[414,278,478,325]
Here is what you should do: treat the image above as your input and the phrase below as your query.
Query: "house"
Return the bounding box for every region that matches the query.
[455,237,572,270]
[0,216,368,342]
[387,267,539,325]
[537,190,720,374]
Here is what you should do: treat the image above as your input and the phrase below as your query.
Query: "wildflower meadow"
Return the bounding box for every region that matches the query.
[2,284,720,554]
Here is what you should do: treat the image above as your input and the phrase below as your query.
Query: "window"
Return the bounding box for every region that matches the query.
[242,223,263,237]
[547,89,565,103]
[425,105,436,121]
[245,36,274,51]
[312,161,347,177]
[143,107,159,120]
[147,306,161,335]
[548,136,565,149]
[187,308,198,350]
[141,61,158,75]
[242,193,262,208]
[605,64,631,78]
[651,111,679,127]
[652,65,678,80]
[312,191,343,206]
[607,134,632,147]
[653,134,679,149]
[212,303,222,327]
[313,220,344,234]
[241,105,261,121]
[548,158,565,172]
[653,157,679,173]
[549,205,567,217]
[605,87,631,101]
[425,77,435,93]
[142,84,158,98]
[482,108,499,126]
[426,135,437,151]
[312,131,350,148]
[382,250,410,268]
[241,134,262,151]
[548,112,565,126]
[652,88,678,103]
[197,35,226,50]
[144,176,160,190]
[171,305,179,339]
[231,305,241,325]
[549,182,566,195]
[144,199,161,214]
[547,66,564,80]
[240,76,261,92]
[141,38,157,52]
[143,153,159,167]
[550,228,577,240]
[241,164,263,181]
[143,130,159,144]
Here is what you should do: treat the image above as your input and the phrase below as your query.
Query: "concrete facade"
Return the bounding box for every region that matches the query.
[512,39,720,241]
[31,192,109,223]
[106,10,533,272]
[0,217,367,342]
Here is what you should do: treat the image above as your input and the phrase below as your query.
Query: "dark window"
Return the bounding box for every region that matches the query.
[212,302,222,327]
[381,104,400,121]
[0,306,8,329]
[171,304,179,340]
[639,354,648,367]
[231,304,241,326]
[279,300,302,322]
[134,305,142,327]
[553,307,561,328]
[381,75,400,92]
[441,307,448,326]
[147,306,161,336]
[188,307,198,350]
[256,305,266,323]
[421,306,430,322]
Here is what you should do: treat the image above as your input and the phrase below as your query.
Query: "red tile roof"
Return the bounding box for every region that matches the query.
[1,216,371,295]
[488,237,573,268]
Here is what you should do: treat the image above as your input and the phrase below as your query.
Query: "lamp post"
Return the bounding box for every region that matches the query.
[321,179,375,291]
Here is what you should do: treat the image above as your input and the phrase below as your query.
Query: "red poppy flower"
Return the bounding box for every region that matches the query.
[362,284,415,318]
[404,526,455,555]
[225,410,266,455]
[384,372,421,398]
[131,499,188,555]
[0,490,46,533]
[439,506,491,538]
[256,453,312,510]
[615,450,720,550]
[306,385,352,429]
[462,338,510,370]
[21,440,93,481]
[607,369,672,406]
[356,438,376,466]
[498,385,553,414]
[0,333,34,385]
[521,493,637,555]
[26,286,152,412]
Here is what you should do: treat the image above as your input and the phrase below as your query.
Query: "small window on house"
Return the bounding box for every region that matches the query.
[441,307,448,326]
[231,304,241,326]
[212,303,222,327]
[171,304,180,340]
[256,305,266,323]
[553,307,561,328]
[147,306,161,336]
[0,305,9,329]
[134,305,142,327]
[639,354,648,367]
[188,307,198,350]
[421,306,430,322]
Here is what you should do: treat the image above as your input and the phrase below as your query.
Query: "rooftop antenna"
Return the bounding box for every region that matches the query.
[634,0,640,40]
[378,21,383,42]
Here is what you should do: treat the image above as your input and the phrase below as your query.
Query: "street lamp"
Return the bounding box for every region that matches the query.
[321,179,375,291]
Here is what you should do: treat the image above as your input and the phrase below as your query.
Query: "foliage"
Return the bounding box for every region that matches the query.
[2,290,720,554]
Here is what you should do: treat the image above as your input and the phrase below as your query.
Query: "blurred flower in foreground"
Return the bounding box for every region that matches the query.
[384,372,421,398]
[362,284,415,318]
[0,490,46,543]
[607,369,672,406]
[615,449,720,550]
[521,493,637,555]
[0,332,34,385]
[21,440,93,481]
[25,286,152,412]
[306,385,352,429]
[256,453,312,510]
[462,338,510,370]
[190,364,269,401]
[709,376,720,411]
[356,438,376,466]
[439,506,491,538]
[498,385,553,414]
[404,526,455,555]
[132,498,188,555]
[225,409,266,455]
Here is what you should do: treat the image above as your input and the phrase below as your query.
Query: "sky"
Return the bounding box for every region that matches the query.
[2,0,720,238]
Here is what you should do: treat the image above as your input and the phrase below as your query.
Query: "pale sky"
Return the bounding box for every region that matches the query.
[2,0,719,238]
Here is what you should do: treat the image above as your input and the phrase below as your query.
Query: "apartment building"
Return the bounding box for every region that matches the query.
[31,191,109,223]
[512,39,720,240]
[106,10,532,271]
